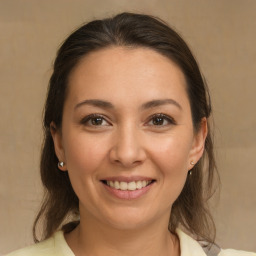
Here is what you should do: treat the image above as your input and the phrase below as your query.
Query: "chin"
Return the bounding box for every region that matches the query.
[99,206,162,231]
[106,216,149,231]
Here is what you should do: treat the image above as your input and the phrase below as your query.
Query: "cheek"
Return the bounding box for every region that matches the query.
[62,132,111,210]
[68,146,97,169]
[148,134,192,197]
[149,133,192,172]
[64,133,109,175]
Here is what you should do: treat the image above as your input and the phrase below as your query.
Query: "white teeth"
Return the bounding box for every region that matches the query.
[128,181,136,191]
[106,180,152,191]
[120,182,128,190]
[136,181,142,189]
[114,181,120,189]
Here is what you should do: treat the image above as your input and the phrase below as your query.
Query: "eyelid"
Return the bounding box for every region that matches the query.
[79,113,176,127]
[145,113,177,126]
[80,114,111,126]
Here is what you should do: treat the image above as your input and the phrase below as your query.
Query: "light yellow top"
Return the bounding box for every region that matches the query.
[5,229,256,256]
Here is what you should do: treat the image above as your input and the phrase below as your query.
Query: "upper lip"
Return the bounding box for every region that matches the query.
[100,176,155,182]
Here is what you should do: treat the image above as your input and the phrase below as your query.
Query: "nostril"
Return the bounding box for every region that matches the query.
[109,141,147,167]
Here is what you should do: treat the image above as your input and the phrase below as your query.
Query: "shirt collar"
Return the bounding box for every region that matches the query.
[176,228,207,256]
[55,228,208,256]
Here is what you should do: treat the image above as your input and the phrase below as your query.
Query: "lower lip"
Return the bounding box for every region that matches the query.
[102,182,154,200]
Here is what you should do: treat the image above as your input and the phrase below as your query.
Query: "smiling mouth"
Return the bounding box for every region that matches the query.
[101,180,156,191]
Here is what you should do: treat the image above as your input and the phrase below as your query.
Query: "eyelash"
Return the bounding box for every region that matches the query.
[146,113,176,127]
[80,114,110,126]
[80,113,176,127]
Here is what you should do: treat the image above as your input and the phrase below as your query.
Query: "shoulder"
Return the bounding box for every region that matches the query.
[176,228,256,256]
[219,249,256,256]
[5,237,55,256]
[5,231,74,256]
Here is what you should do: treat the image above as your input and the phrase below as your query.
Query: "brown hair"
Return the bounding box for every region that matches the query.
[33,12,218,244]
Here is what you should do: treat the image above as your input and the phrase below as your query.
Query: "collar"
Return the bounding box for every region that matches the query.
[176,228,207,256]
[54,228,208,256]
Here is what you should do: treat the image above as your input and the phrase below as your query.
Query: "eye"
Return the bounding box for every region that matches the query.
[80,114,110,126]
[146,113,176,126]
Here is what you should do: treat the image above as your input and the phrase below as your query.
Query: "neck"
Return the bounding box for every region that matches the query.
[65,211,179,256]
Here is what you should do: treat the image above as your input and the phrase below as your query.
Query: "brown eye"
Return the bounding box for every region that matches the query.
[80,114,110,127]
[152,116,165,125]
[147,114,176,127]
[91,117,104,125]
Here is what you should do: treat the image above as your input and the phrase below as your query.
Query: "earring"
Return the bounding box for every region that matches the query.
[188,161,195,176]
[58,161,65,168]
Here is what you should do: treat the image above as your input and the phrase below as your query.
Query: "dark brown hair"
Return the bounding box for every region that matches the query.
[33,12,218,244]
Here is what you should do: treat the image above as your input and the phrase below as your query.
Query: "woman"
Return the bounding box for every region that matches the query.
[6,12,255,256]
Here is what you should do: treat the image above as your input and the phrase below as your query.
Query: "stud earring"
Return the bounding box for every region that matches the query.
[188,161,195,176]
[58,161,65,168]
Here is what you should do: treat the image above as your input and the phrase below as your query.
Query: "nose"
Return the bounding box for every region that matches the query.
[109,125,147,168]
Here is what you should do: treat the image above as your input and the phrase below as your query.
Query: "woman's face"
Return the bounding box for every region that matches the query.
[52,47,206,230]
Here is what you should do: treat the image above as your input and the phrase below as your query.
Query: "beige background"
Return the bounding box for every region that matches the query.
[0,0,255,254]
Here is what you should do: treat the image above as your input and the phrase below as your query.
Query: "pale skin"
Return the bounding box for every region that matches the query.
[51,47,207,256]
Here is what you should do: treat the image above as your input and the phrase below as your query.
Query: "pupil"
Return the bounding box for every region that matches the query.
[153,117,164,125]
[92,117,103,125]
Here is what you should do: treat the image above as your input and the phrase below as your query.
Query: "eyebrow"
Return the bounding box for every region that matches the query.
[74,98,182,110]
[141,99,182,110]
[75,99,114,110]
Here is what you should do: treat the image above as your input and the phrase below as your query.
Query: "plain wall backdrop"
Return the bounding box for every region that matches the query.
[0,0,255,254]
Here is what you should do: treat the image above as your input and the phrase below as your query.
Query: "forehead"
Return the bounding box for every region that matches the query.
[67,46,189,108]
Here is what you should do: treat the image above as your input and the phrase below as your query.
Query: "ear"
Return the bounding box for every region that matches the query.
[188,117,208,170]
[50,121,67,171]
